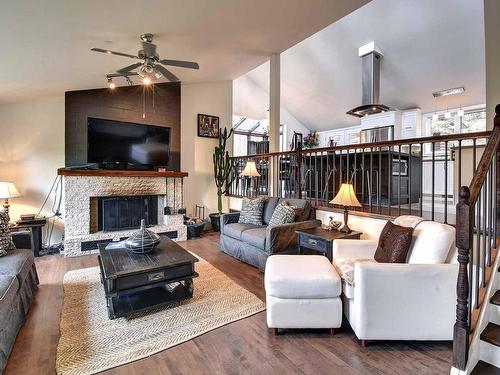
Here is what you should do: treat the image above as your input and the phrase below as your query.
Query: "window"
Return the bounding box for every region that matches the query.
[424,105,486,154]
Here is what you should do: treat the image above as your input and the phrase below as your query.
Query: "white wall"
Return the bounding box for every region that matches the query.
[181,81,233,216]
[485,0,500,129]
[0,95,65,242]
[233,68,310,150]
[281,107,310,150]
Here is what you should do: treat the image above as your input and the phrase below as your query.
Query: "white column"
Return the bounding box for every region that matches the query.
[485,0,500,129]
[269,53,281,152]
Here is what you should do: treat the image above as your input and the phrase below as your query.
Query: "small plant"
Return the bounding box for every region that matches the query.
[303,132,320,149]
[213,128,236,214]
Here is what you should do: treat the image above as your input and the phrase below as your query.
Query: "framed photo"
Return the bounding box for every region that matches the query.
[197,114,220,138]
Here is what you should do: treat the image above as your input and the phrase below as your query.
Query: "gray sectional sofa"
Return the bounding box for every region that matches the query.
[0,231,38,373]
[220,197,321,271]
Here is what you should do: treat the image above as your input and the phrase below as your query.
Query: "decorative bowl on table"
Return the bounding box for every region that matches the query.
[328,217,342,231]
[124,219,161,254]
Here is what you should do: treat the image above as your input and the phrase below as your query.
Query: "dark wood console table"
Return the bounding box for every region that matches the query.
[296,227,362,262]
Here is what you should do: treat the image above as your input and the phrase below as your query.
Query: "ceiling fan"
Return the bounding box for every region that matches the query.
[91,33,199,83]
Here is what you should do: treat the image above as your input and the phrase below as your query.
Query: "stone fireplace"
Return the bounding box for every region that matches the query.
[59,169,188,257]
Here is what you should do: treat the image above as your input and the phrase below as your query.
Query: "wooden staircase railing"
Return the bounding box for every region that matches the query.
[453,105,500,370]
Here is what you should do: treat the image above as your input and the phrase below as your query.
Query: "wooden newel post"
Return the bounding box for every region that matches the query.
[452,186,473,370]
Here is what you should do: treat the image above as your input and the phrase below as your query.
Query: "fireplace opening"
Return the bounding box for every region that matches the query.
[97,195,158,232]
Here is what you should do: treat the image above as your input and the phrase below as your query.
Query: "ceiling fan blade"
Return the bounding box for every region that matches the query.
[156,65,179,82]
[159,59,199,70]
[142,42,157,57]
[117,62,143,75]
[91,48,139,59]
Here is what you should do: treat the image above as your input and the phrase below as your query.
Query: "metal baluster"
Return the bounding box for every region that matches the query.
[354,149,357,210]
[482,180,487,288]
[347,148,350,184]
[458,140,462,187]
[388,147,391,216]
[432,142,435,221]
[409,143,412,215]
[476,189,481,309]
[488,161,493,267]
[444,141,448,224]
[420,143,423,217]
[361,148,365,210]
[378,147,382,214]
[398,145,401,216]
[369,148,373,212]
[339,149,343,186]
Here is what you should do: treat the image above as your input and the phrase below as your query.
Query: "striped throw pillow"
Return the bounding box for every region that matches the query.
[239,197,265,225]
[269,203,296,225]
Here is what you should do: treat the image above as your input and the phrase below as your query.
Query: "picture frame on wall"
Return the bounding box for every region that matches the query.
[197,114,220,138]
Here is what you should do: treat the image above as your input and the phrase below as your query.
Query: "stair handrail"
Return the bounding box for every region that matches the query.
[453,105,500,370]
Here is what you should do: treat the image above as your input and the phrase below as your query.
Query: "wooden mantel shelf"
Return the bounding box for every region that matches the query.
[57,168,188,178]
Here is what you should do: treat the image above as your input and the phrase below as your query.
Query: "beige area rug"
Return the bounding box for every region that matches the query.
[56,256,266,375]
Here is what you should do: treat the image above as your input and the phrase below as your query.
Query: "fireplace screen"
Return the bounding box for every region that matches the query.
[98,195,158,232]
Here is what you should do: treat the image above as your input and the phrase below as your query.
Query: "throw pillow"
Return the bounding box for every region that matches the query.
[0,211,15,257]
[374,221,413,263]
[238,197,265,225]
[269,203,296,226]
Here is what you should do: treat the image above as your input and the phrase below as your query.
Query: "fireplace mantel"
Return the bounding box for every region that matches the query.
[58,168,188,178]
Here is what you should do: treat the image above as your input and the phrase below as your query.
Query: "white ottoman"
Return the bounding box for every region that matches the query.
[264,255,342,334]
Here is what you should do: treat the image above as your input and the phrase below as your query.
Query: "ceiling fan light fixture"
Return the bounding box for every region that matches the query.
[107,77,115,89]
[143,77,151,85]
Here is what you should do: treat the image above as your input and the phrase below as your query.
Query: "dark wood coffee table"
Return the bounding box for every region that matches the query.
[98,237,199,319]
[296,227,362,262]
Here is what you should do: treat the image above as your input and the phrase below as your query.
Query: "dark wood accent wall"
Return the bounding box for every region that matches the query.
[65,82,181,170]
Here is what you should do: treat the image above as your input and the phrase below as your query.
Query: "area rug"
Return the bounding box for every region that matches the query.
[56,256,266,375]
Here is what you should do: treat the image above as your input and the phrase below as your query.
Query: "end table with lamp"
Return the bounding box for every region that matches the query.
[0,181,47,257]
[296,183,363,262]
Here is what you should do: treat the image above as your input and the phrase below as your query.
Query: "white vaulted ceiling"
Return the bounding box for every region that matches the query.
[236,0,485,130]
[0,0,369,102]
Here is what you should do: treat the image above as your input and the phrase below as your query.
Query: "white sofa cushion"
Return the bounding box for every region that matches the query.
[333,257,376,286]
[407,221,455,264]
[265,255,341,299]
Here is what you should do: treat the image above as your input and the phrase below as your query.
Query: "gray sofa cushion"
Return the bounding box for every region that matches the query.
[0,275,19,317]
[241,227,267,250]
[262,197,280,225]
[224,223,265,240]
[0,249,34,282]
[278,198,311,221]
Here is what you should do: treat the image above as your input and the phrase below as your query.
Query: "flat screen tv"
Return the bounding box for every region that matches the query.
[87,117,170,169]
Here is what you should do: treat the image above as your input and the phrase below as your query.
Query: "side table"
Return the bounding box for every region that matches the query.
[296,227,362,262]
[10,219,47,257]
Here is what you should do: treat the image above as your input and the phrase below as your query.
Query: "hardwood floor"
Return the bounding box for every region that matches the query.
[5,232,453,375]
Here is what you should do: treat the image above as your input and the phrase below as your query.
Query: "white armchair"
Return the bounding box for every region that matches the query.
[332,217,458,346]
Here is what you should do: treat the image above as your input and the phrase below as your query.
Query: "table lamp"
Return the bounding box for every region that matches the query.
[240,161,261,197]
[0,182,21,218]
[330,183,362,233]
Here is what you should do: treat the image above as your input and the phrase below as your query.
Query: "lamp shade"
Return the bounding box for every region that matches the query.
[330,183,361,207]
[0,182,21,199]
[240,161,261,177]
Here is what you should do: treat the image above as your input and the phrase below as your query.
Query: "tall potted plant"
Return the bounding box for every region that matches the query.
[209,127,236,231]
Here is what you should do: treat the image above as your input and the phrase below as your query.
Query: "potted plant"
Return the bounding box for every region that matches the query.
[209,128,236,231]
[303,131,320,149]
